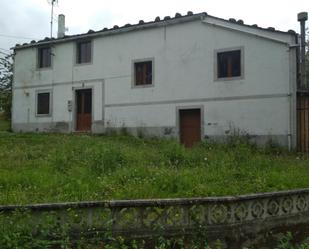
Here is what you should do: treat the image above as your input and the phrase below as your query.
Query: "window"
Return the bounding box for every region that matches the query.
[217,49,242,79]
[38,47,51,68]
[37,92,51,115]
[134,60,153,86]
[76,41,92,64]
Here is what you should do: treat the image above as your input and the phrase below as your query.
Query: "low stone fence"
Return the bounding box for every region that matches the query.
[1,188,309,248]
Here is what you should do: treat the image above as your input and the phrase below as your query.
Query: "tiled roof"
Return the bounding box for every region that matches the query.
[13,11,296,50]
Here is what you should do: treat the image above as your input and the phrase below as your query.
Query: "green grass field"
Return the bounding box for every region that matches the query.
[0,129,309,205]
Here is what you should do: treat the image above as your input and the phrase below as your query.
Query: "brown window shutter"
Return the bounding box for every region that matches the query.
[77,41,92,63]
[142,63,147,84]
[227,57,233,78]
[134,61,153,86]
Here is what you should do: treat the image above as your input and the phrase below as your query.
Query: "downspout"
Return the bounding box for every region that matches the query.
[298,12,308,89]
[294,12,308,151]
[288,38,298,151]
[287,12,304,151]
[295,32,300,89]
[293,32,300,151]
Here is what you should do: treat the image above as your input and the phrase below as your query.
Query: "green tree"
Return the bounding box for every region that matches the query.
[0,52,13,119]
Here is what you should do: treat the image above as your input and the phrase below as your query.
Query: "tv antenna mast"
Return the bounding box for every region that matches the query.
[48,0,58,38]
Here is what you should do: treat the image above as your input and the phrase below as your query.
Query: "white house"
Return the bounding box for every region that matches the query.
[12,11,299,147]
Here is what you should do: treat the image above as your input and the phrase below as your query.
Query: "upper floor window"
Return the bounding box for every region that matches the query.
[76,40,92,64]
[134,60,153,86]
[38,47,52,68]
[216,49,243,79]
[36,91,51,116]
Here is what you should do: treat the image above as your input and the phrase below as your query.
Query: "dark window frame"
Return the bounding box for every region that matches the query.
[76,40,92,64]
[36,90,52,116]
[132,59,154,87]
[37,46,52,69]
[215,47,244,81]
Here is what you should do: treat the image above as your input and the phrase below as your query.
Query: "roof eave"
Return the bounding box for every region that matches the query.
[12,11,297,51]
[12,13,205,51]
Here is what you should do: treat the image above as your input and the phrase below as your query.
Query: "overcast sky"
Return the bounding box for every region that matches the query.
[0,0,308,54]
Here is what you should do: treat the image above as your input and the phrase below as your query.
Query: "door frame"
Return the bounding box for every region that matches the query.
[176,105,204,143]
[73,86,94,132]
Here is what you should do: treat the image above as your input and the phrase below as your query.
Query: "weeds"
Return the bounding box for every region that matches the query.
[0,133,308,204]
[1,213,308,249]
[89,146,126,174]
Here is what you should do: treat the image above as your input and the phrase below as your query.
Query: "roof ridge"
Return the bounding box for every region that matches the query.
[13,11,296,50]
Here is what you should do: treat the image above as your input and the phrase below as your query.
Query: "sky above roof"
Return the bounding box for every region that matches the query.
[0,0,308,55]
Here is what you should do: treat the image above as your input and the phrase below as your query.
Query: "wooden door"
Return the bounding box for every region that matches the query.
[76,89,92,132]
[179,109,201,148]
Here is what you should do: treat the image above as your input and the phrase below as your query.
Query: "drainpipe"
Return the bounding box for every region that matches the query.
[298,12,308,89]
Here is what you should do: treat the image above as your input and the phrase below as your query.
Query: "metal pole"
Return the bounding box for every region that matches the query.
[298,12,308,89]
[50,0,55,38]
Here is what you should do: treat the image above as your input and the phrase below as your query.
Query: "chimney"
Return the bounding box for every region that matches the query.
[298,12,308,88]
[57,14,65,38]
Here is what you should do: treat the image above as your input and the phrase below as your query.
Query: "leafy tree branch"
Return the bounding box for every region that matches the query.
[0,52,13,118]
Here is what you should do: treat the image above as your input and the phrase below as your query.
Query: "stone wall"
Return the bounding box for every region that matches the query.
[1,189,309,248]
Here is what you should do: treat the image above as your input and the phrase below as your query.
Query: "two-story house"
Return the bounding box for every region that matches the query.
[12,11,299,147]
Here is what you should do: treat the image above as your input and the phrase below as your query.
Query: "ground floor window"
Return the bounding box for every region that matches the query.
[36,91,51,116]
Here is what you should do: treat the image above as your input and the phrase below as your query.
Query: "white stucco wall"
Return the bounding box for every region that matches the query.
[12,16,297,146]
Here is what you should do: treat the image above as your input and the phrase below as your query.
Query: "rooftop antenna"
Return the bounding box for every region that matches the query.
[48,0,58,38]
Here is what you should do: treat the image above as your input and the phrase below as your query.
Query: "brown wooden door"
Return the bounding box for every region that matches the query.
[179,109,201,148]
[76,89,92,132]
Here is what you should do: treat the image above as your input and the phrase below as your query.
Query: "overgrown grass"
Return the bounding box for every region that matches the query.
[0,132,308,205]
[0,112,10,131]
